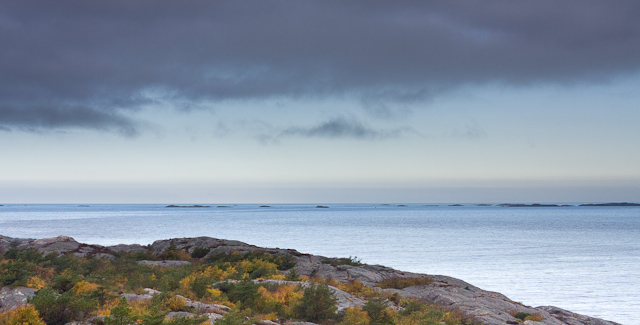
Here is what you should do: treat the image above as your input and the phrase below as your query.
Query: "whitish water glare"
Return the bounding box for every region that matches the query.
[0,203,638,324]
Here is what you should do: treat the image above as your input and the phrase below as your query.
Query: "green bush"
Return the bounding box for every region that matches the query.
[294,283,338,322]
[1,260,32,286]
[363,298,394,325]
[158,245,190,261]
[214,310,253,325]
[104,297,136,325]
[285,268,300,281]
[513,311,531,321]
[190,247,211,259]
[52,273,81,293]
[31,288,97,325]
[206,251,296,271]
[216,280,261,307]
[3,247,44,263]
[323,256,363,267]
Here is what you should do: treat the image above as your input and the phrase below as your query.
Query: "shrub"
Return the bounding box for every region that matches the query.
[216,280,262,307]
[285,268,300,281]
[141,309,167,325]
[73,280,100,294]
[510,311,531,321]
[215,310,253,325]
[323,256,363,267]
[362,298,394,325]
[190,247,211,259]
[158,245,191,261]
[164,295,187,312]
[206,251,296,271]
[27,276,46,290]
[3,247,44,263]
[344,280,379,298]
[1,259,33,286]
[338,307,371,325]
[524,313,544,322]
[104,297,136,325]
[238,259,279,279]
[293,283,338,322]
[0,305,46,325]
[52,270,82,293]
[31,288,97,324]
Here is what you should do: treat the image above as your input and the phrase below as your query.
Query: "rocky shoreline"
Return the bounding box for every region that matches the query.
[0,235,621,325]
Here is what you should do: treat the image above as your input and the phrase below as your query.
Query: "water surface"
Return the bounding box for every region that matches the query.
[1,203,637,324]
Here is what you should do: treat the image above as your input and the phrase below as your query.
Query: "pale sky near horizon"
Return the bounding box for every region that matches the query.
[2,1,640,204]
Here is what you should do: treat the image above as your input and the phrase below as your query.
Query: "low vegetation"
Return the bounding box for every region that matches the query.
[322,256,363,267]
[0,246,473,325]
[509,310,544,322]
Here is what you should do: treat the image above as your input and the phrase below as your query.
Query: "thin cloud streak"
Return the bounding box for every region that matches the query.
[278,117,409,140]
[2,1,640,133]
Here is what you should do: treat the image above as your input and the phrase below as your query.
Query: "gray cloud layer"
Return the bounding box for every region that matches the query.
[2,1,640,134]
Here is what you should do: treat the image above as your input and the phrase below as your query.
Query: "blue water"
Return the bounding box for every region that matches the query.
[0,203,638,324]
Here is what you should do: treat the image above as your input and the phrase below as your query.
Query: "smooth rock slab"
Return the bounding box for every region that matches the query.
[0,286,37,312]
[166,311,197,319]
[138,260,191,267]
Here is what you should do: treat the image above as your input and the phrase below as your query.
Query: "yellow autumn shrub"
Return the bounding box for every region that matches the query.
[73,280,99,294]
[26,276,46,290]
[164,295,187,312]
[345,280,378,298]
[254,284,303,316]
[237,259,279,279]
[96,297,122,316]
[0,305,46,325]
[207,287,222,299]
[338,307,371,325]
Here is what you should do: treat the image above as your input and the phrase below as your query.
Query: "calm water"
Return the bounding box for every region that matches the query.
[0,203,638,324]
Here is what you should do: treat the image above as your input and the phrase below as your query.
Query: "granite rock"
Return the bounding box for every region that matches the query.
[0,286,37,312]
[0,235,621,325]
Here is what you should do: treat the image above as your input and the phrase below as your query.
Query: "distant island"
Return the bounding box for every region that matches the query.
[496,202,640,208]
[165,204,211,208]
[498,203,573,208]
[578,202,640,207]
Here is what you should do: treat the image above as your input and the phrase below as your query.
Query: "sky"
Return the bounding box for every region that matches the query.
[1,1,640,204]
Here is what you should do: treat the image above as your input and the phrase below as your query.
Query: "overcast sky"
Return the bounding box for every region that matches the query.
[2,1,640,203]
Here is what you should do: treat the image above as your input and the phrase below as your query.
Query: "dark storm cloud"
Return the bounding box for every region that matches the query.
[2,104,138,136]
[2,1,640,134]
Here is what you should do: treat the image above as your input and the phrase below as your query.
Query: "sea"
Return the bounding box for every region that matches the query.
[0,203,638,325]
